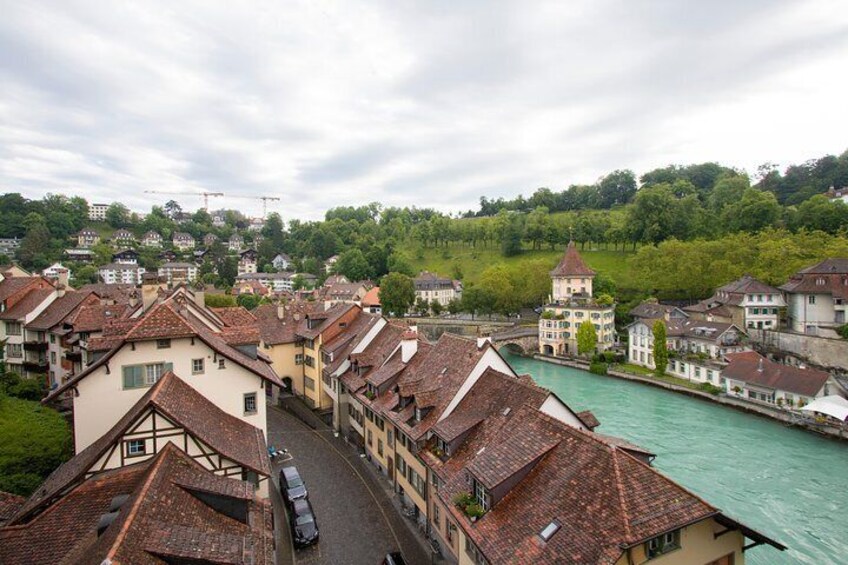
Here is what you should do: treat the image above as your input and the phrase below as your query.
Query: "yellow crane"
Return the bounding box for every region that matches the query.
[143,190,224,211]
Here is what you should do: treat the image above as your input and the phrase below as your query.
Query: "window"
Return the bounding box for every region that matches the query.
[6,344,22,358]
[50,334,56,344]
[5,322,21,336]
[304,376,315,390]
[295,353,304,365]
[218,358,226,369]
[408,467,426,497]
[646,529,680,559]
[539,519,562,542]
[378,439,383,457]
[156,339,171,349]
[126,439,146,456]
[396,454,406,476]
[808,295,816,305]
[465,538,488,565]
[50,352,56,364]
[123,363,168,389]
[367,429,373,447]
[192,358,204,375]
[474,480,489,511]
[447,520,456,545]
[244,393,257,414]
[432,503,440,529]
[305,355,315,368]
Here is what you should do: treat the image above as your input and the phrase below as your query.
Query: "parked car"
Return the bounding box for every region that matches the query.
[290,498,319,548]
[279,466,307,504]
[382,552,407,565]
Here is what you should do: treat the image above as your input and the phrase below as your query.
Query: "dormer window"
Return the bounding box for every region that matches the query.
[473,479,490,512]
[646,530,680,559]
[816,277,826,286]
[435,436,450,457]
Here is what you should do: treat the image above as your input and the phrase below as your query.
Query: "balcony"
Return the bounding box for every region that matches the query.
[65,350,83,361]
[23,358,49,372]
[23,341,49,352]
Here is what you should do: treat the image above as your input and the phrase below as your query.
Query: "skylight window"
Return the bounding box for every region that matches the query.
[540,519,562,542]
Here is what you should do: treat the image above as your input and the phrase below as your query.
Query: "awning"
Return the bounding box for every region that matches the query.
[801,395,848,422]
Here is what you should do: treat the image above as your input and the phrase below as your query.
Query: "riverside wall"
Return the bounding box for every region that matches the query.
[748,328,848,371]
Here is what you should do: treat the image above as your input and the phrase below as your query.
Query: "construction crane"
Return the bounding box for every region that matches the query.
[143,190,224,211]
[228,195,281,218]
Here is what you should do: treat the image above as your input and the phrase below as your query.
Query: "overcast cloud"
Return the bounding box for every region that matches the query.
[1,0,847,219]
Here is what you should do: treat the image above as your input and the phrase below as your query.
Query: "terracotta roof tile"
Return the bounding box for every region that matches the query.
[0,288,54,320]
[550,241,595,277]
[27,291,96,331]
[723,351,830,396]
[211,306,257,327]
[253,302,317,345]
[69,303,132,333]
[125,303,196,341]
[0,491,25,527]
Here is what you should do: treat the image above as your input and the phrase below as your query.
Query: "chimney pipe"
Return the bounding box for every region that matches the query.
[757,357,764,372]
[277,301,286,320]
[56,268,70,289]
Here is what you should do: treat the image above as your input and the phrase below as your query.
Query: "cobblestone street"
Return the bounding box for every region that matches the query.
[267,403,431,565]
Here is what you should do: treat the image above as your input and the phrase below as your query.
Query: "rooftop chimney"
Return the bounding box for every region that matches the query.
[56,284,66,298]
[277,300,287,320]
[401,328,418,363]
[757,357,764,372]
[56,268,70,289]
[141,274,164,311]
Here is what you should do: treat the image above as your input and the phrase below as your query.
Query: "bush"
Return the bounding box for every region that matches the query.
[465,503,486,519]
[204,293,237,308]
[602,351,616,364]
[697,382,722,395]
[589,361,608,375]
[453,492,474,508]
[8,378,47,401]
[838,324,848,339]
[540,311,553,320]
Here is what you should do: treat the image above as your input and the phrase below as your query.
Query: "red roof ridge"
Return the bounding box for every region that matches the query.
[611,445,634,543]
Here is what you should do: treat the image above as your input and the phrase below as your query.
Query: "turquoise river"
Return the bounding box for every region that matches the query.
[503,352,848,565]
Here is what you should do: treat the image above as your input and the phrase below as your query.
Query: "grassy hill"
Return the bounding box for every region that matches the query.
[400,242,637,289]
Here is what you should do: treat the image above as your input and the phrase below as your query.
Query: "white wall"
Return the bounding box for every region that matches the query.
[440,347,516,421]
[73,337,266,452]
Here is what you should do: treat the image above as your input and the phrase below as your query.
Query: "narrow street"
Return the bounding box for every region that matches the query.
[267,403,431,565]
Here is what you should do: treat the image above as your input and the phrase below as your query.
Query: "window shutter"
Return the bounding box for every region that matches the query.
[122,366,134,388]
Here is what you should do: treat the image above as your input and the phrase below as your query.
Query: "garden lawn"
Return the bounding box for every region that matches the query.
[0,395,73,496]
[400,242,637,288]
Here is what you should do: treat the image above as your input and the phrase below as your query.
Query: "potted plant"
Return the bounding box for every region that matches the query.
[465,503,485,521]
[453,492,473,509]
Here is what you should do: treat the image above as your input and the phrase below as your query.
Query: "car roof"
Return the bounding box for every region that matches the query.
[282,466,301,478]
[292,498,312,514]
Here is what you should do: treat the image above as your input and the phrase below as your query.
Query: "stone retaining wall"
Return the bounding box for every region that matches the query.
[748,328,848,371]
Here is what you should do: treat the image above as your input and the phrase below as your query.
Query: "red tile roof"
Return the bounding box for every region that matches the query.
[69,303,132,333]
[27,290,97,331]
[0,444,273,565]
[781,259,848,299]
[0,276,50,305]
[253,301,317,345]
[362,286,381,306]
[211,306,257,327]
[19,372,270,524]
[0,491,24,527]
[0,288,54,320]
[723,351,830,397]
[550,241,595,277]
[125,302,196,341]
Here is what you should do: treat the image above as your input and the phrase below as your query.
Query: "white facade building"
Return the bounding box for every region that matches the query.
[88,203,109,221]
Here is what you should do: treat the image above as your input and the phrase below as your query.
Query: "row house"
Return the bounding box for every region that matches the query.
[172,231,196,251]
[0,277,57,378]
[781,258,848,335]
[44,292,281,454]
[238,248,259,275]
[723,351,838,408]
[87,202,108,221]
[110,228,135,247]
[539,241,615,356]
[255,301,318,399]
[141,230,162,247]
[158,262,198,284]
[26,289,101,388]
[413,271,460,308]
[628,319,748,385]
[98,262,146,285]
[685,275,784,330]
[76,228,100,248]
[63,301,135,373]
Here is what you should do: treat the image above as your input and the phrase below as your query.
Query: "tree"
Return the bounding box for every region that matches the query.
[335,249,371,281]
[461,287,496,319]
[236,294,261,310]
[292,274,306,291]
[652,320,668,376]
[430,299,443,316]
[164,200,182,219]
[105,203,130,228]
[577,320,597,356]
[379,272,416,316]
[17,213,52,270]
[415,296,430,315]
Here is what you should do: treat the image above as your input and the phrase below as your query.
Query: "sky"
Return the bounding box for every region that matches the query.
[1,0,847,221]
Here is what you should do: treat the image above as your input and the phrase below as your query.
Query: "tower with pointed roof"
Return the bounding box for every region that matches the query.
[539,241,615,356]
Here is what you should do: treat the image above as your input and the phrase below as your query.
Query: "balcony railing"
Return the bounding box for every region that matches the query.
[23,341,49,351]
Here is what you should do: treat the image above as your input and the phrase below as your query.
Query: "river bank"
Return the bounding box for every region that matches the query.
[505,352,848,565]
[531,353,848,441]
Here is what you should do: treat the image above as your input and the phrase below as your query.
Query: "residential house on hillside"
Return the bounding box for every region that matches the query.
[628,319,748,385]
[44,289,281,454]
[272,253,291,271]
[236,272,292,293]
[723,351,838,408]
[629,300,689,323]
[112,248,139,264]
[229,233,244,252]
[111,228,135,247]
[685,275,784,330]
[238,248,258,275]
[0,279,57,378]
[248,217,264,232]
[76,228,100,248]
[64,248,94,263]
[413,271,458,307]
[41,263,69,281]
[324,254,339,273]
[321,282,368,309]
[0,238,21,257]
[98,263,146,285]
[539,241,615,355]
[0,440,273,564]
[172,232,195,251]
[158,262,198,284]
[212,213,226,227]
[87,202,108,221]
[825,185,848,203]
[781,258,848,335]
[203,233,218,247]
[141,230,162,247]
